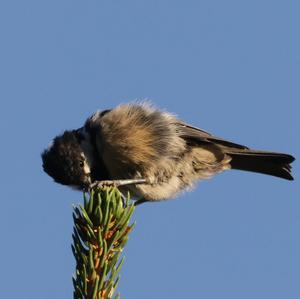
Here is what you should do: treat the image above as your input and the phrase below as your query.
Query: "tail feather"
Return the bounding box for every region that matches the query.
[227,150,295,180]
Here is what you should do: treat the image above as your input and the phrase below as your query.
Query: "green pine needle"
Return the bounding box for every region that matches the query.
[72,187,135,299]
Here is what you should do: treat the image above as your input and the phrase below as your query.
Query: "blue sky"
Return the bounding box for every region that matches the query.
[0,1,299,298]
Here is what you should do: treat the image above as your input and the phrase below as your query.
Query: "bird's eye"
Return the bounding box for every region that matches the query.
[79,160,84,168]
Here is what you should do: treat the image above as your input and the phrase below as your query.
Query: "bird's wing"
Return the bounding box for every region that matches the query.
[177,122,249,150]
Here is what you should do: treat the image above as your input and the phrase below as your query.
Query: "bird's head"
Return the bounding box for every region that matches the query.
[41,130,92,190]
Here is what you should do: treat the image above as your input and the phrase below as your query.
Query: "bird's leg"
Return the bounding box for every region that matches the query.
[90,179,149,206]
[90,178,148,189]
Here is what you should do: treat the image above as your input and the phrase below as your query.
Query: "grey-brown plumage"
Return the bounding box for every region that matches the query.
[42,103,295,201]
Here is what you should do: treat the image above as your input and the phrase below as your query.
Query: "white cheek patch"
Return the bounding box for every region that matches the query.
[83,163,91,175]
[80,136,96,170]
[80,153,91,175]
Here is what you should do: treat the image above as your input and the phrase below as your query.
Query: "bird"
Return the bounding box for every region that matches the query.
[42,102,295,203]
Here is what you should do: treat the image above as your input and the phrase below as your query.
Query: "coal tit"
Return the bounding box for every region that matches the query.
[42,103,295,201]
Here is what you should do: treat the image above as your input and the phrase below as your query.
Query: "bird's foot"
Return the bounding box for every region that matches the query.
[90,178,147,189]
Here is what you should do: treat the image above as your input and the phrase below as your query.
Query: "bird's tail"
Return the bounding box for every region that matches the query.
[227,150,295,180]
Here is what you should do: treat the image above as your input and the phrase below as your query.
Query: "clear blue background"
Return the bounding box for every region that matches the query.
[0,1,299,298]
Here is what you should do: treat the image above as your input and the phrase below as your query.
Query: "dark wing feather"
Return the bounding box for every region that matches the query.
[178,122,249,150]
[177,122,295,180]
